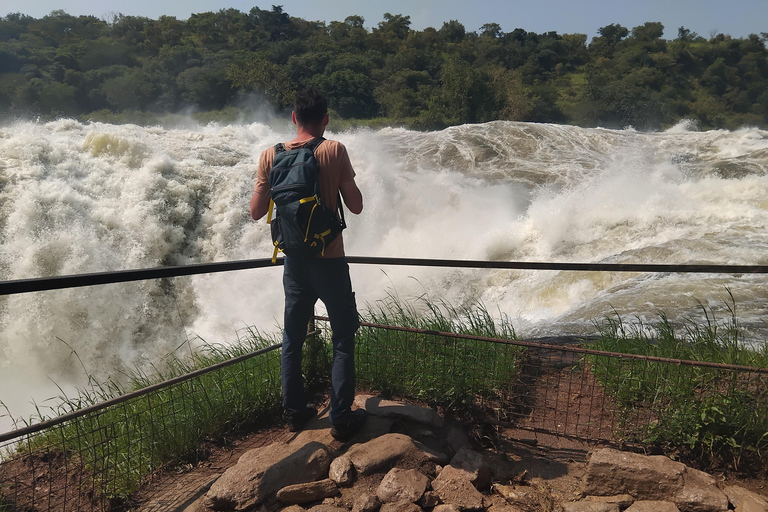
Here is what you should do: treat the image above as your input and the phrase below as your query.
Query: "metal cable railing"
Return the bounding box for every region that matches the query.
[1,256,768,511]
[3,256,768,296]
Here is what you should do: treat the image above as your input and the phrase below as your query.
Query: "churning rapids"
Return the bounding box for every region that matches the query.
[1,118,768,430]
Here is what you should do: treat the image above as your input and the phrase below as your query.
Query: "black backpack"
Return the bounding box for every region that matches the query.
[267,137,345,262]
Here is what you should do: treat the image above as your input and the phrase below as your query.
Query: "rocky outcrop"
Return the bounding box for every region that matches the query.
[196,397,767,512]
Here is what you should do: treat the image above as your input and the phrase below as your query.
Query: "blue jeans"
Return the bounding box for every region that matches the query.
[281,256,360,424]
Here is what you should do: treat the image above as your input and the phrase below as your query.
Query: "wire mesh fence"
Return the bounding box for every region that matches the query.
[347,319,768,461]
[1,319,767,511]
[0,343,282,512]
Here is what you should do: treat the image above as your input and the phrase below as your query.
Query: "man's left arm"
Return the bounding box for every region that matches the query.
[340,179,363,214]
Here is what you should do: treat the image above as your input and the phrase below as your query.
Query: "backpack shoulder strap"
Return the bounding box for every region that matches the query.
[274,143,286,154]
[304,137,325,154]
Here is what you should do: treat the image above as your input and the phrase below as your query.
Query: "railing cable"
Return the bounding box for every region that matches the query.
[2,256,768,296]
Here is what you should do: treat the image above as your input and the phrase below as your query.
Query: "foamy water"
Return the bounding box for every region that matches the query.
[1,118,767,431]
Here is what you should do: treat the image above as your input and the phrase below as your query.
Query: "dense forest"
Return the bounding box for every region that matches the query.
[1,6,767,130]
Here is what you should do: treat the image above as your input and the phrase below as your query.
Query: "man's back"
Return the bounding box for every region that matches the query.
[254,138,358,258]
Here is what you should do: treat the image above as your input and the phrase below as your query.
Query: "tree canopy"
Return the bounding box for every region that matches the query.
[1,7,766,130]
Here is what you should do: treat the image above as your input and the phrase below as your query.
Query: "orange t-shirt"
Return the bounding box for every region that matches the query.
[254,138,356,258]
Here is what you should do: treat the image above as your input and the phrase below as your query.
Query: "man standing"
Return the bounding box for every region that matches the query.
[250,87,366,440]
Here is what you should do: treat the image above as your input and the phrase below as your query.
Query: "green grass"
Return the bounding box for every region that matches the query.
[5,328,283,501]
[586,297,768,472]
[351,292,523,414]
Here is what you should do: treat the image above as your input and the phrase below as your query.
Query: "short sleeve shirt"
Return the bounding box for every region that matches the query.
[255,138,356,258]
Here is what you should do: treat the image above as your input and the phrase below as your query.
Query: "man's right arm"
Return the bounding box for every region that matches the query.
[251,149,272,221]
[250,190,270,220]
[340,179,363,214]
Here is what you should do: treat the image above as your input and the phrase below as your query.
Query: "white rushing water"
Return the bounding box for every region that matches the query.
[1,118,767,431]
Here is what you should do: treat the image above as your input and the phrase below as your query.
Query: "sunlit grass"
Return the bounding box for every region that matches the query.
[4,328,283,500]
[352,291,523,413]
[586,295,768,472]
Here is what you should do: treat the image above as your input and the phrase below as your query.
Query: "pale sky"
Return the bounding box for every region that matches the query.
[3,0,766,41]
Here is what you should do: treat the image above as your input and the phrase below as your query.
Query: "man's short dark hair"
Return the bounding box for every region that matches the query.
[294,87,328,125]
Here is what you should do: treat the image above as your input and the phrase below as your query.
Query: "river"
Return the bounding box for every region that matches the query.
[1,118,767,431]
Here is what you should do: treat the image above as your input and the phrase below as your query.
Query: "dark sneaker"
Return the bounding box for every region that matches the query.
[288,406,317,432]
[331,409,367,441]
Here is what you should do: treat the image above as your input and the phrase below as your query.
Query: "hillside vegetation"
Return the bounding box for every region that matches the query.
[1,7,767,130]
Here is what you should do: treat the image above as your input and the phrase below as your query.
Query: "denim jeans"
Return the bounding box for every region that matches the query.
[281,256,360,424]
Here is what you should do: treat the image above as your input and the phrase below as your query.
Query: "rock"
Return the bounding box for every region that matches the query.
[418,491,441,508]
[307,505,347,512]
[738,501,768,512]
[492,484,547,510]
[281,506,307,512]
[380,501,424,512]
[724,486,768,512]
[563,502,620,512]
[433,505,462,512]
[345,433,448,476]
[625,501,680,512]
[329,456,355,486]
[582,449,727,512]
[584,495,635,509]
[377,468,429,504]
[206,441,331,511]
[432,465,485,510]
[291,417,337,447]
[450,448,492,490]
[581,449,685,500]
[277,479,339,505]
[673,467,727,512]
[355,395,444,428]
[353,493,382,512]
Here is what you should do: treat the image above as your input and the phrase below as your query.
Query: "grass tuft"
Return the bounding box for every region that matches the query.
[351,291,522,414]
[587,293,768,473]
[6,328,283,500]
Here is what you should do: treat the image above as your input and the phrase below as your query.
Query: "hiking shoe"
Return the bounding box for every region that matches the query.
[288,406,317,432]
[331,409,367,441]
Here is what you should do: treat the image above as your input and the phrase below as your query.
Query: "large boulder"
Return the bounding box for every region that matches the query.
[344,433,448,476]
[205,441,331,511]
[581,449,727,512]
[581,449,685,499]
